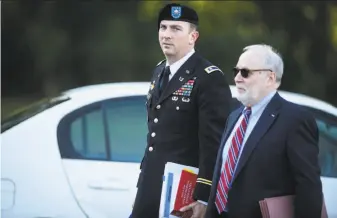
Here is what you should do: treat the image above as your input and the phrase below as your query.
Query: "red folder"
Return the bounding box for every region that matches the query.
[259,195,328,218]
[170,170,197,217]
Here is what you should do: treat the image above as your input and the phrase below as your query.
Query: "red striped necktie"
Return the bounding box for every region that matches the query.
[215,107,252,213]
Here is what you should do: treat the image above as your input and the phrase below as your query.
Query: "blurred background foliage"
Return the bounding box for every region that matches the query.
[2,0,337,118]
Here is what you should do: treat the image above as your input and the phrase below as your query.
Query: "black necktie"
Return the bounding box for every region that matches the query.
[159,66,170,96]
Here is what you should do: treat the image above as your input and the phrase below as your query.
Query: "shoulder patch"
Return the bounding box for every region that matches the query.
[204,65,223,74]
[156,59,166,66]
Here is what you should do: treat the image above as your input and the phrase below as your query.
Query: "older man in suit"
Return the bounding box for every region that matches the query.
[205,44,323,218]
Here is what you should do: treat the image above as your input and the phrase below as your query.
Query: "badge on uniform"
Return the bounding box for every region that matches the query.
[173,79,195,97]
[147,92,151,100]
[204,65,223,74]
[182,97,190,102]
[150,80,155,90]
[172,96,178,101]
[171,6,182,19]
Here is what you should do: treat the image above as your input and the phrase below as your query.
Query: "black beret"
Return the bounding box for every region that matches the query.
[157,3,199,29]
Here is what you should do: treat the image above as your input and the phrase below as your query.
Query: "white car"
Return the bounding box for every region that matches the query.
[1,82,337,218]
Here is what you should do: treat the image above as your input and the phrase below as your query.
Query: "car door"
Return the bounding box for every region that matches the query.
[306,107,337,217]
[57,96,148,218]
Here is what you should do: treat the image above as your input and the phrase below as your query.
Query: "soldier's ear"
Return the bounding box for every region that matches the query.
[189,31,199,45]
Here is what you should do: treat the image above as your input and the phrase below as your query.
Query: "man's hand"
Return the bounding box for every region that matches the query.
[180,201,207,218]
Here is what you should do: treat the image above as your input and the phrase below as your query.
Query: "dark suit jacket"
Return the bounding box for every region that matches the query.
[206,93,323,218]
[131,52,232,218]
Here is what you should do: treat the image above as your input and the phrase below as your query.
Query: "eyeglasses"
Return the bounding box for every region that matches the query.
[233,67,273,78]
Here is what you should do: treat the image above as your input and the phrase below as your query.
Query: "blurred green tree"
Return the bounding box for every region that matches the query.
[1,1,337,119]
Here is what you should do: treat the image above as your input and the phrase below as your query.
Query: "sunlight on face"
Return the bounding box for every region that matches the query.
[234,51,274,106]
[158,20,197,58]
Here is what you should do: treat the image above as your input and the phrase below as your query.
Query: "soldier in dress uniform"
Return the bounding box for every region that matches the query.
[131,3,232,218]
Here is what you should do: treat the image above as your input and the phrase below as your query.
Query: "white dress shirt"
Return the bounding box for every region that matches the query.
[221,90,277,175]
[165,49,195,80]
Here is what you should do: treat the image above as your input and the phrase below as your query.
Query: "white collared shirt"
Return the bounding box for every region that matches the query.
[221,91,277,174]
[165,49,195,80]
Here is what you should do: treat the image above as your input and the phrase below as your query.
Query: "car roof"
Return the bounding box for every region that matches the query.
[63,82,149,99]
[63,82,337,116]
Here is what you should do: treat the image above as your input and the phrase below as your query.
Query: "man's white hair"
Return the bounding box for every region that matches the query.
[243,44,284,82]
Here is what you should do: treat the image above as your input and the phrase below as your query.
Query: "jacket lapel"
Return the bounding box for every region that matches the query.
[149,64,166,108]
[214,107,243,181]
[221,107,243,147]
[156,53,199,105]
[232,93,283,182]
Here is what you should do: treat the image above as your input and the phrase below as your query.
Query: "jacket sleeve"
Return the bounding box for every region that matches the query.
[286,110,323,218]
[192,69,232,202]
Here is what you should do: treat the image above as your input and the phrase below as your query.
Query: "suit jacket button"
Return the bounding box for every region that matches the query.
[154,118,158,123]
[149,146,154,152]
[151,132,156,137]
[156,105,161,109]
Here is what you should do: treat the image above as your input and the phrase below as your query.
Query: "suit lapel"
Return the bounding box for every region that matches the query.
[215,108,242,178]
[232,93,283,182]
[221,108,243,148]
[156,53,199,105]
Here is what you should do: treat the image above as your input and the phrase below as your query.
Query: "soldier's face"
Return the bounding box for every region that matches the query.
[159,20,198,57]
[234,51,275,106]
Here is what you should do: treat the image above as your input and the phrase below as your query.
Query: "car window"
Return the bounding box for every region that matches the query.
[58,96,148,162]
[58,104,108,160]
[316,118,337,178]
[70,108,107,160]
[1,95,70,133]
[104,96,147,163]
[306,107,337,178]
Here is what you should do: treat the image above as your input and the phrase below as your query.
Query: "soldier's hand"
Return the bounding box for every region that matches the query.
[180,201,206,218]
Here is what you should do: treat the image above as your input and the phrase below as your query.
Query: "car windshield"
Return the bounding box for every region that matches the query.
[1,95,70,133]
